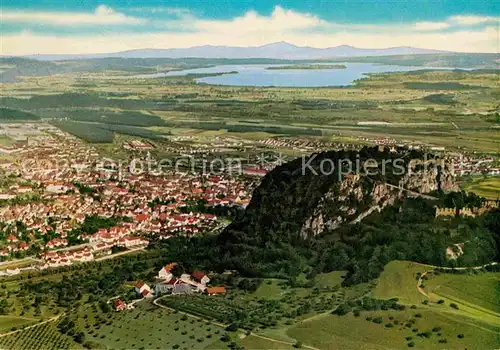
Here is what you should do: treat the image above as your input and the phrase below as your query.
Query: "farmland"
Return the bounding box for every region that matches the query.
[0,316,36,332]
[424,271,500,314]
[0,319,79,350]
[0,68,498,152]
[372,260,431,304]
[71,302,225,349]
[288,308,499,350]
[461,176,500,200]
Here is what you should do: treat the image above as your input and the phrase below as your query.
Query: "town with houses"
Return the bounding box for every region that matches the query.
[0,123,262,278]
[0,122,498,279]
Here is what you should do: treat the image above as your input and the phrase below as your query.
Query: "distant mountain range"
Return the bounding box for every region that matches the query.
[24,42,451,61]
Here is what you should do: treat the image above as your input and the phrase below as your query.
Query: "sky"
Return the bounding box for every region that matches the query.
[1,0,499,55]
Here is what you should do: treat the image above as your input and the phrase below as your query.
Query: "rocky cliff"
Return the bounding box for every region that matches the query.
[223,147,458,243]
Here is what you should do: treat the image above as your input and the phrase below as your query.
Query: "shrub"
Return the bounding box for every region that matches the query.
[432,327,442,332]
[437,299,445,304]
[385,323,394,328]
[294,341,303,348]
[225,323,239,332]
[414,313,422,318]
[439,339,447,343]
[450,303,459,310]
[457,334,465,339]
[417,331,432,338]
[407,341,415,347]
[372,317,383,324]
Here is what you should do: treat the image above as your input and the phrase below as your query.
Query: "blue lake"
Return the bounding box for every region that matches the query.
[131,63,460,87]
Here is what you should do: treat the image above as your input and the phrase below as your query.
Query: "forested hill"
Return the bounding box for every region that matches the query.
[213,147,498,285]
[221,147,456,243]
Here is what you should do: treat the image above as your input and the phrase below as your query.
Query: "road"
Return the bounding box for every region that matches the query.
[417,262,498,299]
[153,295,320,349]
[384,183,438,200]
[95,246,146,262]
[0,313,64,338]
[153,295,226,328]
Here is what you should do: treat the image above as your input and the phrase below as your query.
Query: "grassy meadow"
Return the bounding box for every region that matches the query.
[462,176,500,200]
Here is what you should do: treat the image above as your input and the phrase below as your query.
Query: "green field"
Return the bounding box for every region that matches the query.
[372,261,431,304]
[425,272,500,314]
[76,302,225,349]
[0,316,37,333]
[314,271,346,288]
[0,136,14,146]
[288,308,499,350]
[462,177,500,200]
[252,279,288,299]
[0,320,79,350]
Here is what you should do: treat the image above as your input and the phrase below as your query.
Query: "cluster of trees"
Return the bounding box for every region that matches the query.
[165,119,323,136]
[50,120,169,143]
[438,190,488,209]
[0,107,40,120]
[0,93,174,111]
[333,297,405,316]
[423,93,457,105]
[58,317,85,344]
[58,109,167,127]
[50,121,113,143]
[293,99,377,110]
[100,124,167,140]
[404,82,482,90]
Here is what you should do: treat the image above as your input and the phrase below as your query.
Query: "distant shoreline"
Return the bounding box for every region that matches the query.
[266,64,347,70]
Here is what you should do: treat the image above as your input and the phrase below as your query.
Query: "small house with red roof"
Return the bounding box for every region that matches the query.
[135,214,149,222]
[192,270,210,285]
[134,281,151,296]
[114,299,126,311]
[157,262,177,282]
[7,235,18,243]
[206,286,226,295]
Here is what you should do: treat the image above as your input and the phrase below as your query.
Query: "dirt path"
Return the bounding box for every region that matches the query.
[416,262,498,299]
[0,313,64,338]
[249,332,321,350]
[153,295,226,328]
[153,296,320,349]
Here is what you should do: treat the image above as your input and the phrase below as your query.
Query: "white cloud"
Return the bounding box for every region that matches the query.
[2,5,143,25]
[449,15,499,25]
[194,6,324,34]
[1,6,498,54]
[2,26,497,55]
[127,7,192,15]
[413,21,450,31]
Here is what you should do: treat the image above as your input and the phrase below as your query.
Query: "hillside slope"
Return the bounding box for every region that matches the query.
[216,147,498,285]
[223,147,456,242]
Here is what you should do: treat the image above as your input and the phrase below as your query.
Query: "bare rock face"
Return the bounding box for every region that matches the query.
[222,147,457,243]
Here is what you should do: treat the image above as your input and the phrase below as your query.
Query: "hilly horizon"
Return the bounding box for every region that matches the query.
[22,41,452,61]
